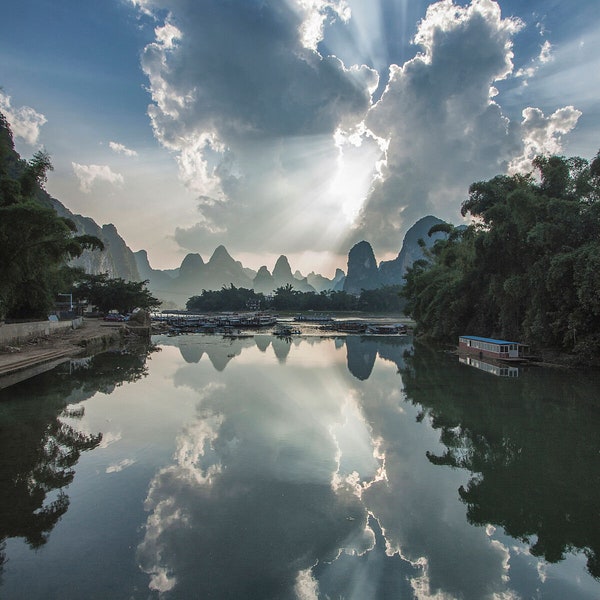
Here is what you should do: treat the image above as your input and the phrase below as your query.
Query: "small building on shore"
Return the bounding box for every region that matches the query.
[458,335,529,361]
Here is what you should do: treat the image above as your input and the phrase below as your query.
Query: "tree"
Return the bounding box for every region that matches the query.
[402,149,600,361]
[358,285,405,312]
[0,114,103,319]
[73,274,160,315]
[271,284,301,310]
[186,285,265,312]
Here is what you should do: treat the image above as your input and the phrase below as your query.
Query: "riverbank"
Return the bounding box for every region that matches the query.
[0,318,148,389]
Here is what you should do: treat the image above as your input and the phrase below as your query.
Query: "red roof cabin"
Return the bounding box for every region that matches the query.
[458,335,529,361]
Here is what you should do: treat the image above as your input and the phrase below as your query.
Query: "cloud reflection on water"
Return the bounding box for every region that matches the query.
[136,334,587,599]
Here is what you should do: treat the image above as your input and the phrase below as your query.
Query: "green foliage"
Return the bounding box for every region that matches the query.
[187,285,265,312]
[357,285,405,312]
[403,150,600,359]
[0,113,103,319]
[271,284,302,310]
[73,274,160,315]
[185,284,405,313]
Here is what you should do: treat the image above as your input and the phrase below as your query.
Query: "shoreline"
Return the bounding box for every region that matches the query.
[0,318,148,390]
[2,316,595,389]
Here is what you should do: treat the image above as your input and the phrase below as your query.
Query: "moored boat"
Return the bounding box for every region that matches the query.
[458,335,530,361]
[365,323,408,335]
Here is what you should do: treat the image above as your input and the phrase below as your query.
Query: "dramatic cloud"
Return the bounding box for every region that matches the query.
[349,0,579,252]
[0,91,47,145]
[130,0,583,263]
[134,0,377,256]
[72,162,125,193]
[109,141,138,157]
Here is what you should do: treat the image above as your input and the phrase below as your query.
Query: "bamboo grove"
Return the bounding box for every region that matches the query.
[402,150,600,361]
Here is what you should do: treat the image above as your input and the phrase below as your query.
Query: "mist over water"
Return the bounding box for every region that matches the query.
[0,335,598,599]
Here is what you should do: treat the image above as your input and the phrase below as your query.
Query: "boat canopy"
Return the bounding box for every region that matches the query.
[459,335,519,346]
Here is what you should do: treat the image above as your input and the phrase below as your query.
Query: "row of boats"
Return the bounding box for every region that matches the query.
[154,312,277,334]
[153,311,409,337]
[293,314,408,335]
[319,322,408,335]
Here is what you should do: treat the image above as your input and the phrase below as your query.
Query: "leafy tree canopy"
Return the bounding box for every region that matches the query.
[0,113,103,319]
[186,284,405,313]
[403,149,600,361]
[187,285,265,312]
[73,274,160,315]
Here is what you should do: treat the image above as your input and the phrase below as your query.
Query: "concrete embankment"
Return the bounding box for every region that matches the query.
[0,318,135,390]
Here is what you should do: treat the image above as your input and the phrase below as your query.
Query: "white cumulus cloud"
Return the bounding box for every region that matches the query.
[351,0,524,249]
[349,0,578,253]
[72,162,125,193]
[508,105,582,174]
[130,0,584,260]
[0,91,47,145]
[133,0,376,253]
[109,141,138,157]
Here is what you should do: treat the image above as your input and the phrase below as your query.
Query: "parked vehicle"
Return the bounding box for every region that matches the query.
[104,313,127,322]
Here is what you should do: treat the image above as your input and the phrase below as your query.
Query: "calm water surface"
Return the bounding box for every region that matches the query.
[0,334,598,599]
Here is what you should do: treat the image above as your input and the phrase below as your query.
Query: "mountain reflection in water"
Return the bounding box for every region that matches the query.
[0,335,597,599]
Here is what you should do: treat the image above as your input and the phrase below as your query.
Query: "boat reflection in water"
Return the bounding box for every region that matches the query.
[459,354,520,377]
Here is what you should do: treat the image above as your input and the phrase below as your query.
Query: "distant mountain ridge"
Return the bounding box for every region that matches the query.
[35,181,141,283]
[137,215,450,307]
[49,191,450,307]
[379,215,447,285]
[2,112,450,309]
[136,249,328,307]
[343,240,381,295]
[0,113,141,282]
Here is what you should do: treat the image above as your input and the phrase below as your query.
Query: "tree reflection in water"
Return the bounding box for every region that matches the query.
[401,342,600,579]
[0,342,156,578]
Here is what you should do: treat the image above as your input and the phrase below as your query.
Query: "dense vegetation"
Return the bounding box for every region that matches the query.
[0,113,103,319]
[403,150,600,361]
[72,274,161,315]
[187,284,405,313]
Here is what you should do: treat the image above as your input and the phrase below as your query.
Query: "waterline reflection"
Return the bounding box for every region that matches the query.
[0,335,597,599]
[135,334,598,598]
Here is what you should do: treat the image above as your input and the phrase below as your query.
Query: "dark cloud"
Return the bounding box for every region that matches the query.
[137,0,377,253]
[134,0,581,261]
[142,0,374,143]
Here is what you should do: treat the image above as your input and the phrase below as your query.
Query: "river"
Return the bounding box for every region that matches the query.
[0,333,598,599]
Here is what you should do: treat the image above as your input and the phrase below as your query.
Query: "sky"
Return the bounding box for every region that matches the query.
[1,0,599,276]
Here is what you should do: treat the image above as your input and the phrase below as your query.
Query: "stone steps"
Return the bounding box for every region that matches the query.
[0,349,73,378]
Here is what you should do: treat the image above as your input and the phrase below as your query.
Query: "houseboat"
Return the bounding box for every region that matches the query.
[335,321,368,333]
[458,335,529,361]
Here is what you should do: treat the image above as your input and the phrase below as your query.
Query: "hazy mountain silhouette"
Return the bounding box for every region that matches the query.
[379,215,447,286]
[343,241,380,294]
